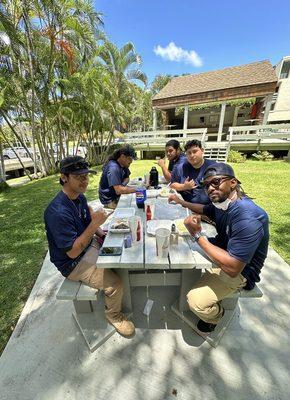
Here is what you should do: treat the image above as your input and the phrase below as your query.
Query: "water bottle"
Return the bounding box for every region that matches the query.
[149,167,159,188]
[135,178,147,209]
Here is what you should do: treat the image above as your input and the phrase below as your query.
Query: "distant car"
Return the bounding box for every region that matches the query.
[3,147,28,160]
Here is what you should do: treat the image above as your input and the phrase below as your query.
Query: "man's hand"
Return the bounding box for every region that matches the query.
[157,158,166,168]
[184,214,202,235]
[90,209,108,229]
[183,176,196,190]
[168,193,183,205]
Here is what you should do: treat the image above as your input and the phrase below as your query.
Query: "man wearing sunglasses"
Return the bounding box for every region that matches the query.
[169,163,269,333]
[44,156,135,337]
[170,140,216,204]
[99,145,137,209]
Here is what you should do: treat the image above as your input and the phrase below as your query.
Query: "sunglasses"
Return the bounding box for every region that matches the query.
[202,176,231,191]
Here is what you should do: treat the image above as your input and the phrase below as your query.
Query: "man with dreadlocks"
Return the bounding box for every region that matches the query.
[168,163,269,333]
[99,145,137,209]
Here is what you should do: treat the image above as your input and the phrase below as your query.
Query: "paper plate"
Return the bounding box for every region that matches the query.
[146,220,173,236]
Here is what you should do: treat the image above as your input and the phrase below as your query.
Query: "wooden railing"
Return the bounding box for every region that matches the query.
[123,128,208,145]
[227,124,290,142]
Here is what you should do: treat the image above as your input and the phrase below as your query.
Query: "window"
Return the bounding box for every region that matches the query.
[199,116,205,123]
[280,60,290,79]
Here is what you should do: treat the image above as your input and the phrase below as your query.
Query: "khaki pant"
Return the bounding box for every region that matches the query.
[67,239,123,317]
[187,268,247,324]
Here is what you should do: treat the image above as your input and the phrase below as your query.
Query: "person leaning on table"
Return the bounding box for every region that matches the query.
[98,145,137,209]
[168,163,269,333]
[156,139,186,182]
[44,156,135,337]
[170,139,216,205]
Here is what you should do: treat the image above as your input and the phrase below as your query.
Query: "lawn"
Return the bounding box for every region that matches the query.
[0,160,289,354]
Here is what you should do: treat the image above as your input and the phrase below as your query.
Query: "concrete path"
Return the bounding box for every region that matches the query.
[0,248,289,400]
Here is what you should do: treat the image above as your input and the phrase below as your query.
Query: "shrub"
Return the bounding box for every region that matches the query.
[252,151,274,161]
[227,150,246,163]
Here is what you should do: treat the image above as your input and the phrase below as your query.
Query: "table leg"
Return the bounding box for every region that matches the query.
[178,269,202,313]
[116,268,132,313]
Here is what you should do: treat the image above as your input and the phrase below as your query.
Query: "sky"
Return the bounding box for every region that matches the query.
[95,0,290,84]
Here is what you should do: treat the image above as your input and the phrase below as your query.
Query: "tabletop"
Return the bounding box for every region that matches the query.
[96,193,215,270]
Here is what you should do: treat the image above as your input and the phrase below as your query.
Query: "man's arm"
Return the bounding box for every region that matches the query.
[113,185,136,195]
[168,194,204,215]
[184,215,245,278]
[66,210,108,259]
[194,237,245,277]
[170,177,196,192]
[157,159,171,181]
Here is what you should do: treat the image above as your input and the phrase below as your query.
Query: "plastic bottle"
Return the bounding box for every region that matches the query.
[170,223,179,245]
[146,204,152,221]
[149,167,159,188]
[136,220,141,242]
[135,178,147,209]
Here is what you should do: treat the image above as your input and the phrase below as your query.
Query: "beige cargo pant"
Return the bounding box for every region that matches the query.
[67,238,123,317]
[187,268,247,324]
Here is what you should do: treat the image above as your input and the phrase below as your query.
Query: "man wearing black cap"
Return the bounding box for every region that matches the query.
[44,156,135,337]
[99,145,137,209]
[169,162,269,333]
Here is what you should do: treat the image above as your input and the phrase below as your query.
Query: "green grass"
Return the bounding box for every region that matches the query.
[0,160,289,354]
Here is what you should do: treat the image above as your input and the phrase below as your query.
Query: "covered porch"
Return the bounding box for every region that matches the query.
[152,60,277,142]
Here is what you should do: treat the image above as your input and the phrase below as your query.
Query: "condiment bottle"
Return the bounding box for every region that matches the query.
[170,223,179,245]
[136,220,141,242]
[146,204,152,221]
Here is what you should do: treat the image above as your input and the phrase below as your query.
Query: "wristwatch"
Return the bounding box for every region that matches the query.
[191,231,204,242]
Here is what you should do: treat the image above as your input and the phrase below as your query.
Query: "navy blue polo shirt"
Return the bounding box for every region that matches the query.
[44,191,91,277]
[99,160,130,205]
[203,197,269,289]
[171,158,216,204]
[168,153,186,172]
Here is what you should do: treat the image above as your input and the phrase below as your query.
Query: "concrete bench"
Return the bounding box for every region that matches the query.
[172,284,263,348]
[222,284,263,310]
[56,279,116,352]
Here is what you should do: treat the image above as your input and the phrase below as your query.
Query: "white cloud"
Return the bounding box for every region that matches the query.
[154,42,202,67]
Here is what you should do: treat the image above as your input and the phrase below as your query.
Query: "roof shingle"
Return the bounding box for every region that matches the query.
[153,60,277,101]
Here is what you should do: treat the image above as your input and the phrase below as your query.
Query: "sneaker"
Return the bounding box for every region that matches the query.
[106,313,135,337]
[197,319,217,333]
[196,307,225,333]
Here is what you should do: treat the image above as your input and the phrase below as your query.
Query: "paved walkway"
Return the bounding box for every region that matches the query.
[0,247,289,400]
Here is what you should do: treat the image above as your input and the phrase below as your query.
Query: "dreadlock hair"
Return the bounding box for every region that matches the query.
[103,145,136,169]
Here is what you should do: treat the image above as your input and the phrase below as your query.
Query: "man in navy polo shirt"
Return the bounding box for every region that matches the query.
[170,139,216,204]
[169,163,269,333]
[157,139,186,181]
[99,145,137,209]
[44,156,135,337]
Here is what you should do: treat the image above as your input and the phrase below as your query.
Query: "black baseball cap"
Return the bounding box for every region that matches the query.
[60,156,96,175]
[203,163,241,184]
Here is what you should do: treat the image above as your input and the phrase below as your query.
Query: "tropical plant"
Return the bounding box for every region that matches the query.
[252,151,274,161]
[228,150,246,163]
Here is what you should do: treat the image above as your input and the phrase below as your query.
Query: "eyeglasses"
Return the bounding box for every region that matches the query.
[71,174,89,181]
[202,177,231,191]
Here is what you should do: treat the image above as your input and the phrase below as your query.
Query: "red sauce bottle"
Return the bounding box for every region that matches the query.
[146,204,152,221]
[136,220,141,242]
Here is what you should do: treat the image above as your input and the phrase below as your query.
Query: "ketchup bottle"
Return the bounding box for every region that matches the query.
[146,204,152,221]
[136,220,141,242]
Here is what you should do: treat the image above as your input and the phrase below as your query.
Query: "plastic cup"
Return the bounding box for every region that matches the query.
[155,228,170,258]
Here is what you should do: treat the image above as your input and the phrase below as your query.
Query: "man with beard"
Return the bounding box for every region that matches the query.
[44,156,135,337]
[157,139,186,181]
[169,163,269,333]
[170,139,216,204]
